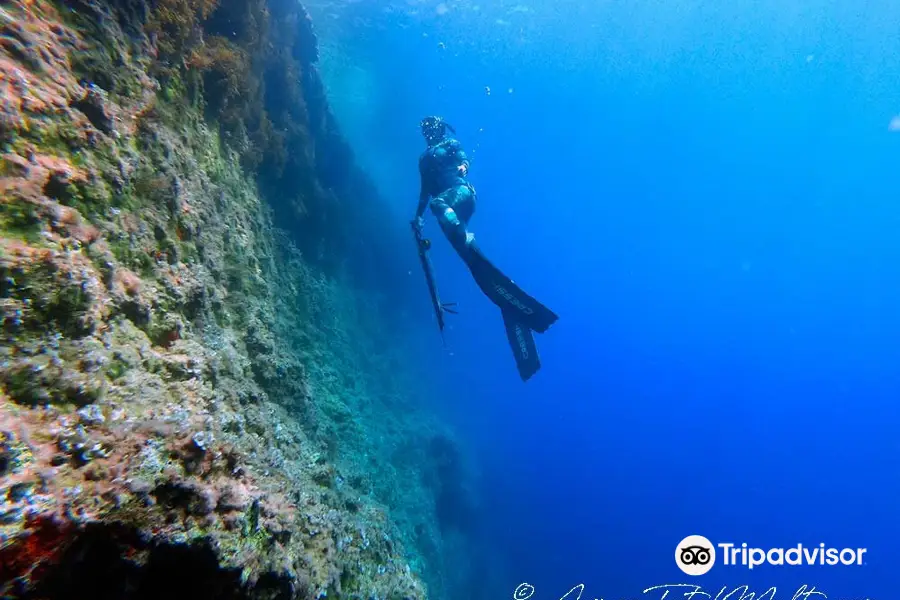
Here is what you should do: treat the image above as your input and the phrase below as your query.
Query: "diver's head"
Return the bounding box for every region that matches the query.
[420,116,455,145]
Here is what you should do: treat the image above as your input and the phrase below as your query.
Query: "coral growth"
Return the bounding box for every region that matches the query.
[0,0,462,598]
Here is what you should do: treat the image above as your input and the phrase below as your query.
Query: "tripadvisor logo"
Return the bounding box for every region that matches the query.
[675,535,868,576]
[676,535,716,575]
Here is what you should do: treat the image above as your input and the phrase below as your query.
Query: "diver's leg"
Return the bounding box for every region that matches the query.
[451,185,477,246]
[431,188,475,260]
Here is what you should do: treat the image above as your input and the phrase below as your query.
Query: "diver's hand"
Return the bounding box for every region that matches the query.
[457,164,468,176]
[412,216,425,232]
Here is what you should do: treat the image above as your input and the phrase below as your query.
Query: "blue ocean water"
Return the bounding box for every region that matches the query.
[311,1,899,599]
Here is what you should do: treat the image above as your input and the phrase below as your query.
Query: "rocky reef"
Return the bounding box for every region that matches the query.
[0,0,473,597]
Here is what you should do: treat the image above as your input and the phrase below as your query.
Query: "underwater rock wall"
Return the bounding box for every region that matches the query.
[0,0,469,598]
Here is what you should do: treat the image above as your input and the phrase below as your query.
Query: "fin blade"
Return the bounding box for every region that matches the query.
[502,310,541,381]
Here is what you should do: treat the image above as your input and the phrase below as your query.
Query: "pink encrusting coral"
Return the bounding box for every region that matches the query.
[0,0,459,598]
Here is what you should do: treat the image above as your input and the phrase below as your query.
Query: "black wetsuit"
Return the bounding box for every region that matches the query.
[416,135,476,257]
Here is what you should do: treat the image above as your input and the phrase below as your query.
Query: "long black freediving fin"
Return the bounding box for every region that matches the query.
[502,310,541,381]
[416,222,557,380]
[412,222,456,337]
[459,239,557,380]
[464,241,559,333]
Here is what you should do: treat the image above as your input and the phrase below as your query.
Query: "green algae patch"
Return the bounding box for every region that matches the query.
[0,195,43,242]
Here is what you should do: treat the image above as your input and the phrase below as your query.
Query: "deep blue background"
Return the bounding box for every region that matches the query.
[309,1,900,598]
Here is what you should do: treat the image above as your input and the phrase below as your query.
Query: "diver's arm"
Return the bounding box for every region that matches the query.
[452,141,471,176]
[414,158,430,226]
[415,188,429,220]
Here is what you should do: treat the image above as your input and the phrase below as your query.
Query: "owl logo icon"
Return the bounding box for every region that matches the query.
[676,535,716,575]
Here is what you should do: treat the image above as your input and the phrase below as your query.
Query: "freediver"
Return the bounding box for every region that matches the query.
[413,116,475,259]
[411,116,559,381]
